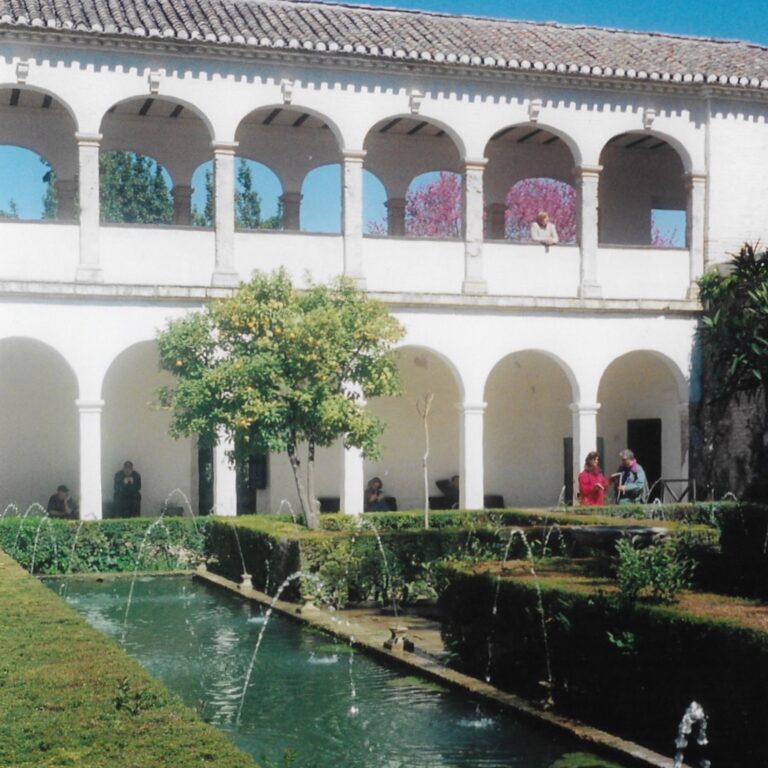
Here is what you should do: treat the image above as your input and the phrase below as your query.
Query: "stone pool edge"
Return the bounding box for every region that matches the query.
[195,569,683,768]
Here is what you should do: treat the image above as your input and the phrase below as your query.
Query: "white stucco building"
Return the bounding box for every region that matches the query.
[2,0,764,518]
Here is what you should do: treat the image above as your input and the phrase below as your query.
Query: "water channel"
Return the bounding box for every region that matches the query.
[48,575,620,768]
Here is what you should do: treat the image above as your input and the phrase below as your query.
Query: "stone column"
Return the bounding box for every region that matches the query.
[569,402,601,504]
[171,185,193,226]
[77,399,104,520]
[54,178,77,221]
[484,202,506,240]
[342,150,366,287]
[385,197,406,236]
[213,429,238,516]
[463,159,488,294]
[280,191,302,231]
[212,141,239,287]
[685,171,707,298]
[574,165,602,299]
[340,443,365,515]
[75,133,103,282]
[458,401,486,509]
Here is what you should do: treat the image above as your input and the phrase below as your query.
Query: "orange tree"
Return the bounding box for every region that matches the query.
[157,269,404,528]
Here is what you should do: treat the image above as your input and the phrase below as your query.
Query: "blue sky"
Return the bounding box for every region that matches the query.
[0,0,764,237]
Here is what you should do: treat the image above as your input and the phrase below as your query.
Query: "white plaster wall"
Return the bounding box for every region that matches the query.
[0,338,79,512]
[706,103,768,263]
[363,237,464,294]
[0,222,79,281]
[597,247,691,300]
[101,226,215,285]
[234,231,344,285]
[101,341,196,516]
[484,351,573,507]
[484,243,579,296]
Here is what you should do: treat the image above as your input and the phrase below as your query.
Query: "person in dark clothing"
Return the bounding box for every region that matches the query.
[47,484,77,519]
[113,460,142,517]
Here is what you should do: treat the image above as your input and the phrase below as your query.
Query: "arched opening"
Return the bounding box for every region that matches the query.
[599,133,687,247]
[597,351,687,498]
[102,341,196,517]
[403,171,462,238]
[235,106,341,233]
[301,164,341,234]
[484,125,577,241]
[365,346,461,510]
[364,116,462,238]
[484,351,574,507]
[504,177,577,243]
[0,338,78,512]
[100,97,213,226]
[0,87,78,221]
[100,151,174,224]
[364,169,387,235]
[0,146,57,220]
[234,159,282,230]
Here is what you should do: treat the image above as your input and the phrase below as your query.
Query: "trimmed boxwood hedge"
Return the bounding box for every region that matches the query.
[0,551,258,768]
[0,517,211,575]
[438,563,768,767]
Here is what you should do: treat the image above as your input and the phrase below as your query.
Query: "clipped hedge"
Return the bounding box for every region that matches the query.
[0,551,258,768]
[438,563,768,766]
[0,516,211,575]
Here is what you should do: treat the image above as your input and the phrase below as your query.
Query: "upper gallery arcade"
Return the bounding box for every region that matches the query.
[1,0,767,518]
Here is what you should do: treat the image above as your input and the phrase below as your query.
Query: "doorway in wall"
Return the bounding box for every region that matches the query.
[627,418,662,501]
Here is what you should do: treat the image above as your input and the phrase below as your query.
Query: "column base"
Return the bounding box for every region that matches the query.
[345,273,367,291]
[462,279,488,295]
[578,281,603,299]
[211,270,240,288]
[75,266,104,283]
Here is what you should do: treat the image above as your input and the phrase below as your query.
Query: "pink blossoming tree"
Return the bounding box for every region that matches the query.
[405,171,463,237]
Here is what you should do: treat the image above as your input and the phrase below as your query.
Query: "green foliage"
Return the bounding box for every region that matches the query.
[157,270,404,527]
[614,538,694,603]
[698,243,768,401]
[0,197,19,219]
[549,754,625,768]
[100,151,173,224]
[0,517,210,575]
[0,553,258,767]
[41,159,58,219]
[192,168,214,226]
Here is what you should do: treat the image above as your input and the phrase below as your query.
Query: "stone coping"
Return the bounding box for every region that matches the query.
[0,279,701,315]
[195,568,687,768]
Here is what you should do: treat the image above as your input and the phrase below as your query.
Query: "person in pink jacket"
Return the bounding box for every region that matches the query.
[578,451,607,506]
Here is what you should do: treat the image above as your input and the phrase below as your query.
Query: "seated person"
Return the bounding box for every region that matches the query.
[364,477,390,512]
[436,475,460,508]
[47,484,78,519]
[530,211,559,246]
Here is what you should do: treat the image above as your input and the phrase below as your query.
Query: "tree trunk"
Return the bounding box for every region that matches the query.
[305,441,321,530]
[286,445,313,526]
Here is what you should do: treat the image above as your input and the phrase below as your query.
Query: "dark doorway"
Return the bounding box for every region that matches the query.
[236,453,268,515]
[564,436,604,505]
[197,444,214,516]
[627,418,662,500]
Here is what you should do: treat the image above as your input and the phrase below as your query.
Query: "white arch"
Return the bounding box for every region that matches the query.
[598,349,688,403]
[482,121,582,168]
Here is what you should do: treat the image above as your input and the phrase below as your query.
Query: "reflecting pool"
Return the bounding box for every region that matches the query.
[49,576,615,767]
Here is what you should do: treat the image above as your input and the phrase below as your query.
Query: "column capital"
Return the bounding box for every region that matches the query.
[75,132,102,147]
[211,140,239,154]
[569,402,601,415]
[573,164,602,180]
[456,401,487,415]
[683,170,707,185]
[463,157,488,172]
[342,149,367,163]
[76,399,105,413]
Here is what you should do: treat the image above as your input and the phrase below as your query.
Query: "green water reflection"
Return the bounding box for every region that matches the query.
[50,576,605,768]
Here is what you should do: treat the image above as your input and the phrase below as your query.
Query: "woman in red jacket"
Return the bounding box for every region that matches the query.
[578,451,607,506]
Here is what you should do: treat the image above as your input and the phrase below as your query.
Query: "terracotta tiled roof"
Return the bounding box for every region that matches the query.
[2,0,768,89]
